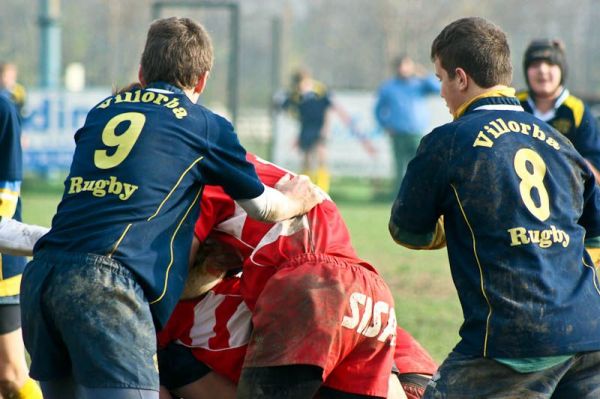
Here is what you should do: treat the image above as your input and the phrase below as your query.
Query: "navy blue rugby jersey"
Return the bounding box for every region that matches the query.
[391,93,600,358]
[35,82,264,325]
[0,90,26,290]
[518,89,600,171]
[283,82,332,129]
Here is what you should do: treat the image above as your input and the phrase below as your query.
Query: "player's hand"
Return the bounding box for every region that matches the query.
[276,174,325,215]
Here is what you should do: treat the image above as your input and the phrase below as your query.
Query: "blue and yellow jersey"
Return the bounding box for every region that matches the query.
[518,89,600,171]
[390,93,600,358]
[35,82,264,325]
[0,90,25,299]
[282,81,332,129]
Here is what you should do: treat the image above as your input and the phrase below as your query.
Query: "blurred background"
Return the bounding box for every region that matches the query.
[5,0,600,361]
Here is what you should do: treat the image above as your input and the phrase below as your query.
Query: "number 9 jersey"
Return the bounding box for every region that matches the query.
[390,93,600,359]
[34,82,265,325]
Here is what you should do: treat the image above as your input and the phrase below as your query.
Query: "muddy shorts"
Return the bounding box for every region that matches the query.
[423,350,600,398]
[20,250,158,390]
[243,253,396,398]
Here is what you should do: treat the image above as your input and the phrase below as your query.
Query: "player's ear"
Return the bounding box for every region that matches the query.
[193,71,210,94]
[138,66,146,87]
[455,67,469,91]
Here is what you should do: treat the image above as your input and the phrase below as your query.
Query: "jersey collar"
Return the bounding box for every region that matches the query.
[526,88,569,121]
[455,87,522,119]
[145,81,185,95]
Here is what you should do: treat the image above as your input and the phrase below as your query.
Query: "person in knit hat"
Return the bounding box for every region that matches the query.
[518,39,600,182]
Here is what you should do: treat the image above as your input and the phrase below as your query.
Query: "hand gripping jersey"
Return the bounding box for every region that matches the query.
[195,153,375,310]
[34,83,264,325]
[391,93,600,358]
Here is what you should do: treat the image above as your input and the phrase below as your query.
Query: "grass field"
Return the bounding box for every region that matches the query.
[20,175,462,363]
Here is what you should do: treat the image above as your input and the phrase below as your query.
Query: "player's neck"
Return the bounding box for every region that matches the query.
[184,88,201,104]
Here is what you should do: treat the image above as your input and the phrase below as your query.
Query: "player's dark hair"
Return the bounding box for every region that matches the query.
[430,17,512,88]
[140,17,213,90]
[523,39,567,86]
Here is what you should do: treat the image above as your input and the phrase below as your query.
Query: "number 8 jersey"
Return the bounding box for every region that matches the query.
[390,93,600,358]
[35,82,264,325]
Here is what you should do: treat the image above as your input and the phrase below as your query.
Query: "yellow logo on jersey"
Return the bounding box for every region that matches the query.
[96,90,188,119]
[68,176,138,201]
[473,118,560,151]
[552,119,572,135]
[507,225,570,248]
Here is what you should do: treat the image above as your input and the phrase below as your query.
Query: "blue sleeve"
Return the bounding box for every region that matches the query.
[572,106,600,171]
[202,115,264,200]
[374,84,390,128]
[580,171,600,238]
[0,95,22,182]
[420,75,441,95]
[389,127,449,244]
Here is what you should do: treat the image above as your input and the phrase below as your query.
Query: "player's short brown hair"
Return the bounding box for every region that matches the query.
[140,17,213,90]
[430,17,512,88]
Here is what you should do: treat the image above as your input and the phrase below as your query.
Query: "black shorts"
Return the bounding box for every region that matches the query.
[158,342,211,390]
[0,303,21,334]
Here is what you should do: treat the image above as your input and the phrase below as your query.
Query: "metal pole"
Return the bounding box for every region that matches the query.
[269,17,282,161]
[38,0,61,89]
[228,3,240,125]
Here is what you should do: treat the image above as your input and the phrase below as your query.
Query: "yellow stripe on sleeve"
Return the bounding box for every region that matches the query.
[563,95,584,128]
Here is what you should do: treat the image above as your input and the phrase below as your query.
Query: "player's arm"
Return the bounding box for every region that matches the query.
[374,85,391,128]
[570,105,600,184]
[579,170,600,266]
[237,174,324,222]
[204,116,323,223]
[389,128,448,250]
[0,217,49,256]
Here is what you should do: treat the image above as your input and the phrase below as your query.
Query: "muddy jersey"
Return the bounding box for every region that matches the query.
[157,277,250,383]
[391,94,600,358]
[35,82,264,325]
[195,153,375,310]
[518,89,600,171]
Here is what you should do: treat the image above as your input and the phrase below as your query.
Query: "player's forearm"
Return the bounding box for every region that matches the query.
[0,217,49,256]
[389,217,446,250]
[237,185,319,222]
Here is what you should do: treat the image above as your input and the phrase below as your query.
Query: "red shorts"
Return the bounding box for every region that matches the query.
[243,254,396,398]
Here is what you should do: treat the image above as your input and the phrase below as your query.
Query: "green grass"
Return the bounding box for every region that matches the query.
[20,176,462,362]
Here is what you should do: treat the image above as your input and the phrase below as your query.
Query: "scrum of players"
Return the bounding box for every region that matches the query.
[5,13,600,399]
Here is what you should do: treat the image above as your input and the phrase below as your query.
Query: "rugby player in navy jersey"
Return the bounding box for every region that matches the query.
[19,17,322,399]
[517,39,600,184]
[0,82,43,399]
[390,17,600,398]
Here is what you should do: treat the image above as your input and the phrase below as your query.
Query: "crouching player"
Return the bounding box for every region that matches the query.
[157,236,437,398]
[193,153,395,398]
